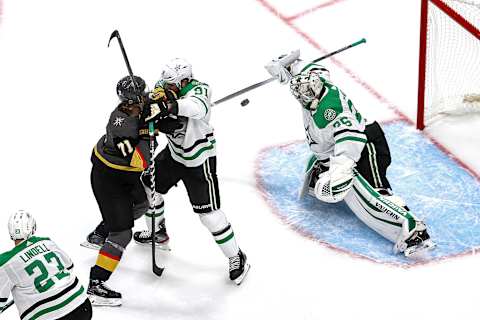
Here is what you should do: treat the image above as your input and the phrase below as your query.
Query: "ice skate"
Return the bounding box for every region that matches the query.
[87,280,122,307]
[133,222,170,251]
[80,231,105,250]
[229,249,250,285]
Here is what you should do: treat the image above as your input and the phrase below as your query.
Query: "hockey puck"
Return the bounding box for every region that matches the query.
[240,99,250,107]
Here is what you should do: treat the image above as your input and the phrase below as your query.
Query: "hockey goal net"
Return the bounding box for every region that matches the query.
[417,0,480,130]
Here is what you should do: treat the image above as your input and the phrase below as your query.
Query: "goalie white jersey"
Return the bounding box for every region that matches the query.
[0,236,86,320]
[292,61,367,163]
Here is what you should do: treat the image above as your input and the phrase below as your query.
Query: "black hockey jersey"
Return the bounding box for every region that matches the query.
[93,106,151,172]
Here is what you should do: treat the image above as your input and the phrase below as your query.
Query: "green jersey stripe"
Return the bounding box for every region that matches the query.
[169,140,216,161]
[21,278,79,319]
[335,136,367,144]
[27,286,84,320]
[167,132,214,153]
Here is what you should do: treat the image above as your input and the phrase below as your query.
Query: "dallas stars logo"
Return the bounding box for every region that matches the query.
[324,108,337,121]
[113,117,125,127]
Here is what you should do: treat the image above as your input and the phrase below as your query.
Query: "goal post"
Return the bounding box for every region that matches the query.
[417,0,480,130]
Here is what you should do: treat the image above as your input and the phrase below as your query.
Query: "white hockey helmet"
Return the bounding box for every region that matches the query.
[160,58,193,89]
[289,72,323,106]
[8,210,37,240]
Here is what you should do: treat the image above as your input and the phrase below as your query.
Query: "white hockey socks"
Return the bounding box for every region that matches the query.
[199,209,239,258]
[145,191,165,233]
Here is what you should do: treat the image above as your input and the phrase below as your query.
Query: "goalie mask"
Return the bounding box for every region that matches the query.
[160,58,193,90]
[289,72,323,108]
[8,209,37,241]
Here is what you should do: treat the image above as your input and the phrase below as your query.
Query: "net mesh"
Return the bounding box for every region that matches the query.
[425,0,480,124]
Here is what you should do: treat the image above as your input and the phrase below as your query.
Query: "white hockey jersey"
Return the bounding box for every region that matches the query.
[0,236,86,320]
[291,61,367,164]
[164,80,216,167]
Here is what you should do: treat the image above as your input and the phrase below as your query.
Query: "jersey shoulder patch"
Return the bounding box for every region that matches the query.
[311,85,343,129]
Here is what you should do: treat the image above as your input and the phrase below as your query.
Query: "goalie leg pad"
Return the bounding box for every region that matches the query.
[345,173,421,243]
[199,209,239,258]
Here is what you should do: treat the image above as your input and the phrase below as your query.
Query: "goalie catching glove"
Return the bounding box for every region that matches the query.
[314,155,355,203]
[265,49,301,84]
[143,87,179,122]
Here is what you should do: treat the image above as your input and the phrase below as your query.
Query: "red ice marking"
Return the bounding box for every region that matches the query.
[255,0,480,181]
[286,0,349,21]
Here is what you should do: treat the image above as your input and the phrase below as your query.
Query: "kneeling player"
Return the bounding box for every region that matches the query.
[0,210,92,320]
[265,52,435,257]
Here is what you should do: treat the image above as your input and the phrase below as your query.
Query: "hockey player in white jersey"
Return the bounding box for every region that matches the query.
[265,51,435,257]
[0,210,92,319]
[135,58,250,284]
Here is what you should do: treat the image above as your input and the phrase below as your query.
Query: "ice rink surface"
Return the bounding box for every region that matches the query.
[1,0,479,319]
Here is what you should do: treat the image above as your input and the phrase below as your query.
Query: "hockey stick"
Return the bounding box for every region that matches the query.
[108,30,164,277]
[212,38,367,106]
[147,122,164,277]
[0,300,14,314]
[108,30,140,97]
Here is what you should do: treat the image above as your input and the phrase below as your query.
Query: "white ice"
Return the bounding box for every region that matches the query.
[0,0,479,319]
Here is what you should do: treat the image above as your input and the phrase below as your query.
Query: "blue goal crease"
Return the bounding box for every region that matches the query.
[256,121,480,266]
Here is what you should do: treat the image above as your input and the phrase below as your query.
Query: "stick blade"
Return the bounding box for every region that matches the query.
[153,265,164,277]
[108,30,120,47]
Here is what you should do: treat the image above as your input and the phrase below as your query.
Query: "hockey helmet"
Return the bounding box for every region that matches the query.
[116,75,147,104]
[8,209,37,241]
[160,58,193,90]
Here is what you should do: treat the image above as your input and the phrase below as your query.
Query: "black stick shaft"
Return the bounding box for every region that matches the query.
[108,30,138,92]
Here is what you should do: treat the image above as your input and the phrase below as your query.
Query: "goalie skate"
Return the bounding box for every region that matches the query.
[403,229,436,257]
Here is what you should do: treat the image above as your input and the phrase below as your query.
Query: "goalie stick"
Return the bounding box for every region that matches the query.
[0,300,14,314]
[108,29,164,277]
[212,38,367,106]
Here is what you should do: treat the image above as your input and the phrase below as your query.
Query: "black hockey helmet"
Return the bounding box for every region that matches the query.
[116,75,147,104]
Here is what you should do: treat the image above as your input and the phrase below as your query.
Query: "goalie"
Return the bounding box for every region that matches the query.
[265,51,435,257]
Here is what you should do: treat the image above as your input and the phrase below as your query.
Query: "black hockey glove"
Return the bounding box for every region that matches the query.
[155,117,183,135]
[113,137,138,157]
[143,88,179,122]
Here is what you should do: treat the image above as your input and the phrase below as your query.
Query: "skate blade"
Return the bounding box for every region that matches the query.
[134,240,171,251]
[404,240,436,258]
[88,295,122,307]
[80,241,102,250]
[233,263,251,286]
